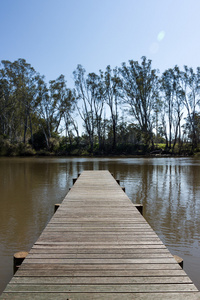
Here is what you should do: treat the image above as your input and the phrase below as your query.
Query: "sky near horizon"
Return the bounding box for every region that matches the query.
[1,0,200,87]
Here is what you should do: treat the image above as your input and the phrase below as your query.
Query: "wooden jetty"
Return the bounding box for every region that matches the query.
[1,170,199,299]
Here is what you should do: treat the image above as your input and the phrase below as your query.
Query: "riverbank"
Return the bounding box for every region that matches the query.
[0,138,198,157]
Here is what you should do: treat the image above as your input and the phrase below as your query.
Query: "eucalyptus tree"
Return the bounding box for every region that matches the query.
[152,92,163,147]
[49,74,76,135]
[35,75,51,148]
[160,67,184,150]
[180,66,200,148]
[104,65,122,150]
[87,71,105,150]
[73,65,104,152]
[0,59,38,144]
[183,112,200,145]
[61,88,78,148]
[0,74,15,139]
[35,75,60,149]
[35,74,75,150]
[161,69,176,148]
[120,56,159,147]
[172,66,185,149]
[160,69,173,148]
[73,65,94,152]
[63,113,80,148]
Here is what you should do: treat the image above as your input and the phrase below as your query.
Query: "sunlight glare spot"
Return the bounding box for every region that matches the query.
[157,30,165,41]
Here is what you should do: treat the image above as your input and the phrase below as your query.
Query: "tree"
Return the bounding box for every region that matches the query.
[120,56,159,147]
[61,88,78,150]
[172,66,184,150]
[87,71,104,150]
[161,67,184,150]
[35,75,51,149]
[0,75,15,139]
[1,59,38,144]
[73,65,104,153]
[183,112,200,146]
[180,66,200,149]
[35,74,75,150]
[104,65,122,150]
[161,69,174,149]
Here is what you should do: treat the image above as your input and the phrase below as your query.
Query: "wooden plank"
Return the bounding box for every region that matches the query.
[17,263,183,270]
[14,269,191,277]
[32,243,169,248]
[11,276,192,284]
[4,283,198,292]
[28,248,172,254]
[1,292,200,300]
[26,253,173,259]
[38,232,160,238]
[23,257,177,263]
[45,224,152,229]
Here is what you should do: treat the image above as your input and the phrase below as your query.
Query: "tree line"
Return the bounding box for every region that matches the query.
[1,56,200,156]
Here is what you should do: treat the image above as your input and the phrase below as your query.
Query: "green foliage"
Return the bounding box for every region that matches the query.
[0,137,35,156]
[36,149,52,156]
[115,143,140,155]
[18,143,36,156]
[0,139,16,156]
[49,137,60,153]
[30,130,46,151]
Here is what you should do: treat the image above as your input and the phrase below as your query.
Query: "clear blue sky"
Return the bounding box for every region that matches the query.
[1,0,200,87]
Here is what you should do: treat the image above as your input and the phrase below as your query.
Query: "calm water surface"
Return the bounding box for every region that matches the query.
[0,156,200,293]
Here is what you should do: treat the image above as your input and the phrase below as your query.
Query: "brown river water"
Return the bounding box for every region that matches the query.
[0,156,200,294]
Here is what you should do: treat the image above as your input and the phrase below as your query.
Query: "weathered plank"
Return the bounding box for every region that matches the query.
[22,258,177,264]
[4,283,198,292]
[11,276,192,284]
[29,245,169,251]
[1,292,200,300]
[18,263,182,270]
[13,269,191,277]
[26,253,173,258]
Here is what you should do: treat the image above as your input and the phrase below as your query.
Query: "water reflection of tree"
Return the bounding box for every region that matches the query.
[0,159,83,251]
[122,159,200,253]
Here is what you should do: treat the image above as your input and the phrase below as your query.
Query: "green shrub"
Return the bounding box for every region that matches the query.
[30,130,47,150]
